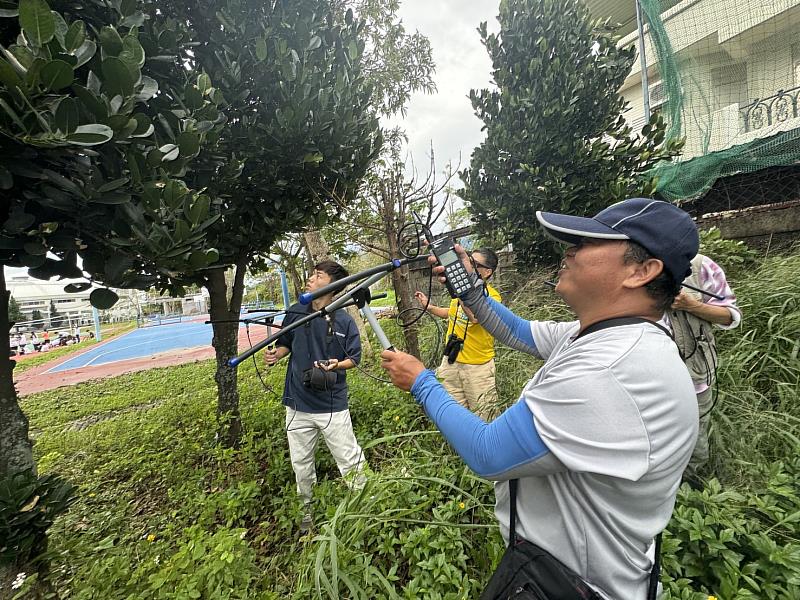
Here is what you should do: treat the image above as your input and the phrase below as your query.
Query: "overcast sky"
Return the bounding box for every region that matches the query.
[386,0,500,188]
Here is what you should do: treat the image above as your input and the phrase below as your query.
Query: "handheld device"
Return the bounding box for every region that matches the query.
[429,238,473,298]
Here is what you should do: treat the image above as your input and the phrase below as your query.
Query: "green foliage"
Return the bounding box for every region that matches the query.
[698,227,759,282]
[0,0,219,298]
[0,470,76,565]
[662,463,800,599]
[7,294,22,324]
[460,0,683,268]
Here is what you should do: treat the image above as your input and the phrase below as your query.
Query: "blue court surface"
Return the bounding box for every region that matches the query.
[45,312,282,374]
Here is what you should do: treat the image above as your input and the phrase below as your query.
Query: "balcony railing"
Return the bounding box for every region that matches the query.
[740,86,800,133]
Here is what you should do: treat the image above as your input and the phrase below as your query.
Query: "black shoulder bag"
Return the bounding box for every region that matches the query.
[481,317,668,600]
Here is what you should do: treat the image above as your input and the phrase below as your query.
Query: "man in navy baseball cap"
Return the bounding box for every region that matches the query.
[536,198,699,283]
[380,197,701,599]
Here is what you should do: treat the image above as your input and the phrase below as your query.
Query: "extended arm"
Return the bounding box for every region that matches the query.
[460,283,538,355]
[411,371,565,480]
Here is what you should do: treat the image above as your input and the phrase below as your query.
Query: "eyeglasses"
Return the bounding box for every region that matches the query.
[469,255,491,271]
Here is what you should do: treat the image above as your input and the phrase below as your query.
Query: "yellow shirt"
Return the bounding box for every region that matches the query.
[446,284,501,365]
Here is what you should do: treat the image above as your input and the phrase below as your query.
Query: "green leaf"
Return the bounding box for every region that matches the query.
[255,38,267,62]
[160,144,179,162]
[131,113,153,136]
[197,73,211,93]
[186,194,210,225]
[162,179,187,207]
[19,0,55,46]
[120,0,137,17]
[73,39,96,68]
[3,212,36,233]
[308,36,321,51]
[302,152,323,165]
[135,75,158,102]
[64,20,85,52]
[72,85,107,120]
[0,58,22,89]
[90,288,119,309]
[97,177,129,193]
[205,248,219,264]
[120,35,145,68]
[23,241,47,255]
[184,84,203,109]
[98,25,123,56]
[177,131,200,157]
[54,97,80,133]
[174,219,190,241]
[40,59,73,91]
[102,56,136,97]
[66,123,113,146]
[188,250,206,268]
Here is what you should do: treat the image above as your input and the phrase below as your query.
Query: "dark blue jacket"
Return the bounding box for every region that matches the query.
[277,303,361,413]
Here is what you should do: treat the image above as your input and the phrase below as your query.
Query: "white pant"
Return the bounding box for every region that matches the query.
[285,407,367,504]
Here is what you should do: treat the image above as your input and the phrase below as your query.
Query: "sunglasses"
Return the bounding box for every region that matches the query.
[469,255,492,271]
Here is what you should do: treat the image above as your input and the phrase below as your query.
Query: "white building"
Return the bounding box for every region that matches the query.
[603,0,800,158]
[6,273,94,329]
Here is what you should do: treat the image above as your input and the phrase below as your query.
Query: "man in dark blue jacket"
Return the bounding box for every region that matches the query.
[265,260,367,532]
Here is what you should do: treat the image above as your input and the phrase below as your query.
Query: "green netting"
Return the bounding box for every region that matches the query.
[637,0,800,202]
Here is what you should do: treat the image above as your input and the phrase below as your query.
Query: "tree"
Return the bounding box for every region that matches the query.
[340,136,456,359]
[48,300,61,328]
[30,308,43,326]
[69,0,381,447]
[0,0,218,587]
[460,0,683,268]
[7,295,22,325]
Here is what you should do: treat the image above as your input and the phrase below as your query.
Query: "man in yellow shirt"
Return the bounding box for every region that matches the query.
[414,249,502,420]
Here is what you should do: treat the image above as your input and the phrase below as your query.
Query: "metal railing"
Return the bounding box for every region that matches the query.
[740,86,800,133]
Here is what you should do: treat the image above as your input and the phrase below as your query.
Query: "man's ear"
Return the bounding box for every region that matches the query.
[622,258,664,290]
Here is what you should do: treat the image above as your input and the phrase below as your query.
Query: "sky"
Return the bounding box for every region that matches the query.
[386,0,500,189]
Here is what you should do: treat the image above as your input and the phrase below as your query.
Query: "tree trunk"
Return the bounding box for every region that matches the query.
[0,266,35,479]
[206,260,247,448]
[302,230,374,356]
[0,267,45,599]
[391,265,421,359]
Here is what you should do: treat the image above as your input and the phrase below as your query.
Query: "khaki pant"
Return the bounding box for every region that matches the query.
[285,407,367,504]
[687,387,714,472]
[437,357,499,421]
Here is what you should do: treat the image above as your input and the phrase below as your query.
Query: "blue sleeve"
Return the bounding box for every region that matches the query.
[410,370,550,479]
[345,317,361,365]
[484,296,537,351]
[276,311,295,350]
[460,284,537,355]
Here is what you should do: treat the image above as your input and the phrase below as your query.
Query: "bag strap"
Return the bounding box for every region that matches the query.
[508,479,518,547]
[647,532,662,600]
[576,316,672,340]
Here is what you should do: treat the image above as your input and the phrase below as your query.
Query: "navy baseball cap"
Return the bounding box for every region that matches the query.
[535,198,699,282]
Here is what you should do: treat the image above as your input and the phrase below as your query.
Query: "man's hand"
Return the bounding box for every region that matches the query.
[414,291,429,306]
[671,290,703,311]
[381,350,425,392]
[315,358,339,371]
[264,347,280,366]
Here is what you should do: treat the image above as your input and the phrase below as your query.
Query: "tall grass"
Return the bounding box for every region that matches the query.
[711,251,800,487]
